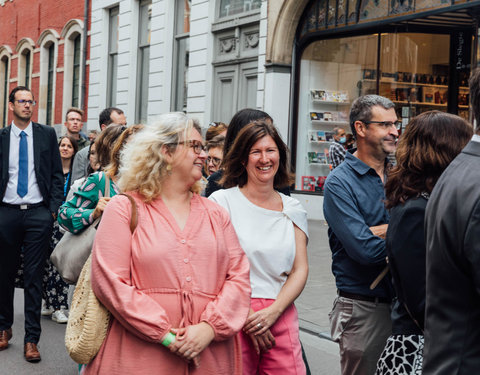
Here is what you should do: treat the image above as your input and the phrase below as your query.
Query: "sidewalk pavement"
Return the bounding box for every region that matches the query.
[297,220,337,340]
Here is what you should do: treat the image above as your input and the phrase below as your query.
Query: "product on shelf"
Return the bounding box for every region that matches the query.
[311,89,349,103]
[301,176,316,191]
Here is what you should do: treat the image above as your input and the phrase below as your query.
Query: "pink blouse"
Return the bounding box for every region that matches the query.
[85,193,251,374]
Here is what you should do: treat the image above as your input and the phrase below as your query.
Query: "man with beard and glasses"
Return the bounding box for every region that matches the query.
[0,86,63,362]
[323,95,400,375]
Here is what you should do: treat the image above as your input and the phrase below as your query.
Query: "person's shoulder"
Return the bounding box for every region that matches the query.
[33,122,55,133]
[198,194,231,220]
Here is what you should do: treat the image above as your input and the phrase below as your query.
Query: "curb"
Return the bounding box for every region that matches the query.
[298,319,334,342]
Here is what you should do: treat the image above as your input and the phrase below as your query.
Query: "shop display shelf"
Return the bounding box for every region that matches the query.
[363,79,468,90]
[311,120,349,126]
[393,100,447,107]
[311,99,350,105]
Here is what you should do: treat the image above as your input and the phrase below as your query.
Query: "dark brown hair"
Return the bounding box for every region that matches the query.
[206,122,228,142]
[58,135,79,170]
[385,111,472,208]
[105,124,144,178]
[94,125,126,170]
[220,120,294,189]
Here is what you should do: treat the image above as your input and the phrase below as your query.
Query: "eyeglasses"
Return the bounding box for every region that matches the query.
[16,99,36,106]
[209,122,221,127]
[172,140,206,154]
[207,156,222,166]
[362,120,402,130]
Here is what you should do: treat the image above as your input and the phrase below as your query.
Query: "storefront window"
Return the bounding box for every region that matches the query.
[295,32,470,194]
[295,35,377,193]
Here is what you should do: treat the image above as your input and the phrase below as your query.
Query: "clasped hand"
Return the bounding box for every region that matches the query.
[167,322,215,368]
[243,307,280,354]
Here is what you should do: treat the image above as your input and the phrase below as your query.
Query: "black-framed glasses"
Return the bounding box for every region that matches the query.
[16,99,36,106]
[362,120,402,130]
[171,140,206,154]
[207,156,222,166]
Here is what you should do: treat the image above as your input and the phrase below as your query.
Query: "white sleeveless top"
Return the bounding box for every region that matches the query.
[210,186,308,299]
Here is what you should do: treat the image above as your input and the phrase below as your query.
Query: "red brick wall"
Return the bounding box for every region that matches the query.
[0,0,91,126]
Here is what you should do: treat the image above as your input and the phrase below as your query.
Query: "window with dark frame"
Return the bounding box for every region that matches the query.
[24,50,30,89]
[135,0,152,123]
[46,44,55,125]
[107,6,119,107]
[72,35,81,107]
[1,57,8,127]
[173,0,190,112]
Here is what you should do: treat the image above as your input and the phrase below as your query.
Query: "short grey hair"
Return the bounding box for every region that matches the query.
[349,95,395,138]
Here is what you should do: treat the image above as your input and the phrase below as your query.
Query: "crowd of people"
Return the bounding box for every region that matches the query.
[1,67,480,374]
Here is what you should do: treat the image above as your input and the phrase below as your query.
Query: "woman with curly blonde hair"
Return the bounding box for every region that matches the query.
[84,112,251,374]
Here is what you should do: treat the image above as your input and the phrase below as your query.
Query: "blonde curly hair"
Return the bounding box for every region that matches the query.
[117,112,202,202]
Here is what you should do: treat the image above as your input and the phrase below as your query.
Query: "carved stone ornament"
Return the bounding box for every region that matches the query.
[245,32,259,49]
[0,0,13,6]
[219,37,236,54]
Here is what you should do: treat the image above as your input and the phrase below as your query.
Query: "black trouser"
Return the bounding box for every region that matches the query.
[0,204,53,344]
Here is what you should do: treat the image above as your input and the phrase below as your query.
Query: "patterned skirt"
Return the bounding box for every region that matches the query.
[375,334,424,375]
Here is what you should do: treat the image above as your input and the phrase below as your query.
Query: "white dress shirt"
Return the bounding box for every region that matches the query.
[3,122,43,204]
[210,186,308,299]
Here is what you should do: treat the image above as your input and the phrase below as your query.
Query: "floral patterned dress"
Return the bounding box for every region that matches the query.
[58,171,119,234]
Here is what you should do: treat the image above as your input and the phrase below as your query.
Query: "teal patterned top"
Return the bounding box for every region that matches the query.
[57,171,119,234]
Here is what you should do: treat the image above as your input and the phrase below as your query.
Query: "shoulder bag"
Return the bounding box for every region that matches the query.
[65,193,138,364]
[51,175,111,284]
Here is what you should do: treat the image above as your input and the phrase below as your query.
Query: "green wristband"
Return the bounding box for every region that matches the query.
[161,332,176,347]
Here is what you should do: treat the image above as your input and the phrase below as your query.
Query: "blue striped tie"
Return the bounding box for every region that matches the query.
[17,131,28,197]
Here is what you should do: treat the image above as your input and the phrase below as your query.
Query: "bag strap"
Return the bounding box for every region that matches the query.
[120,194,138,234]
[104,174,111,198]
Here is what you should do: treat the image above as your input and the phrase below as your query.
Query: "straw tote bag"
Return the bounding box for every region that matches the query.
[51,175,111,284]
[65,194,138,364]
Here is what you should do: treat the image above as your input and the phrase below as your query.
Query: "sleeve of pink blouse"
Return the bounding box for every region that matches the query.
[200,208,251,341]
[91,194,171,344]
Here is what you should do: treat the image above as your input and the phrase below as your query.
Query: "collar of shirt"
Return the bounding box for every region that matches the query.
[344,151,391,178]
[11,121,33,138]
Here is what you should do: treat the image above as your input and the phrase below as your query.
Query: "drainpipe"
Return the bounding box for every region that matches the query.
[80,0,89,112]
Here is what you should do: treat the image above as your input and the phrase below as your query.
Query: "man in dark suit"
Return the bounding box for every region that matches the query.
[423,68,480,374]
[0,86,63,362]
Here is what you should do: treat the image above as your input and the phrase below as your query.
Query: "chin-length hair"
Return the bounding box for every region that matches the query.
[220,120,294,189]
[385,111,472,209]
[117,112,202,202]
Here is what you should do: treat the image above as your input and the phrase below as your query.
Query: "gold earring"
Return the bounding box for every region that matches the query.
[166,164,172,176]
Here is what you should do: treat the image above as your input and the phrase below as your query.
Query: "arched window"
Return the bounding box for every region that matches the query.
[46,44,55,125]
[61,19,84,116]
[0,47,11,128]
[72,35,81,107]
[16,38,35,89]
[38,29,59,125]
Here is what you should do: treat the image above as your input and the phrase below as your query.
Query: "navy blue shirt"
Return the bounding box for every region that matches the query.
[323,152,393,299]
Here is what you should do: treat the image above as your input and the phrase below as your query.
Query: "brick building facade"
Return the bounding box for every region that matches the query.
[0,0,90,129]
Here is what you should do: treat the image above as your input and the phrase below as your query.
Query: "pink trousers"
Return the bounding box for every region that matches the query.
[240,298,306,375]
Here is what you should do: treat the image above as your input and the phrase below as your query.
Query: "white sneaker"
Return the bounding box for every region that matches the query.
[51,309,68,324]
[41,301,53,316]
